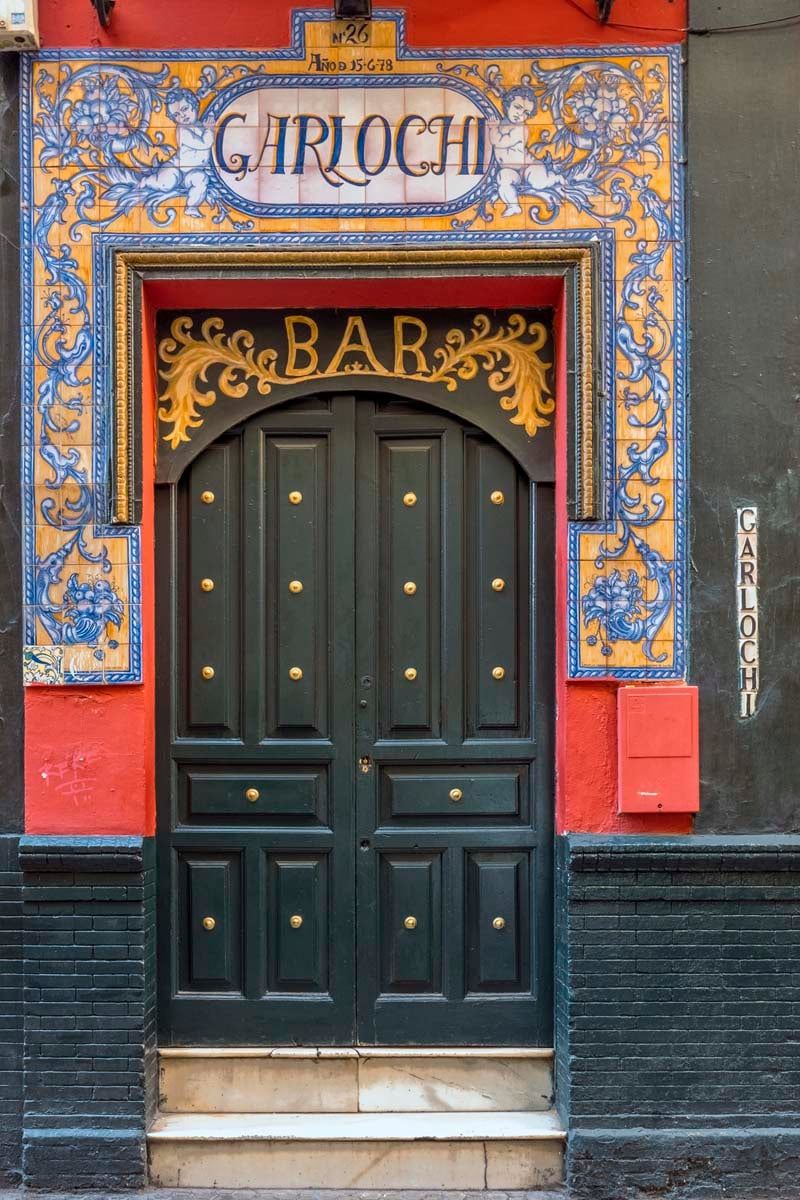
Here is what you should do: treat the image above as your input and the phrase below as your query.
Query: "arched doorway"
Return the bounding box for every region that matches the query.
[156,391,554,1046]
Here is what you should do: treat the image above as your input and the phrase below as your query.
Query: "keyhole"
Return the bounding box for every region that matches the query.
[360,839,371,851]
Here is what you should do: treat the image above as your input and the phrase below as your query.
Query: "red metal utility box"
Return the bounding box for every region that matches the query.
[618,685,699,813]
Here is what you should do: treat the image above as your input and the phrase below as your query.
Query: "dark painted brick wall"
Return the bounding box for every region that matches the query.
[20,837,156,1190]
[558,836,800,1199]
[0,836,22,1186]
[689,0,800,831]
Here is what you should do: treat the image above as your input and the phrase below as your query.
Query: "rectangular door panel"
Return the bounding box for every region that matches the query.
[379,853,443,994]
[264,436,329,738]
[181,767,328,826]
[465,437,529,738]
[465,851,531,993]
[181,441,242,738]
[177,851,243,994]
[378,438,442,738]
[381,766,526,822]
[266,853,329,993]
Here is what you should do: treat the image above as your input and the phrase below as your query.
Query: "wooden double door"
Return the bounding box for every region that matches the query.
[157,392,554,1045]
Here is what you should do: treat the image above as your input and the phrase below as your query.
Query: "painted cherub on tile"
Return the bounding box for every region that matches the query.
[156,88,215,216]
[488,85,565,217]
[106,87,214,218]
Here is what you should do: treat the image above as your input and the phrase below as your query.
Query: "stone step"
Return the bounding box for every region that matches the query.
[148,1109,565,1190]
[158,1047,554,1114]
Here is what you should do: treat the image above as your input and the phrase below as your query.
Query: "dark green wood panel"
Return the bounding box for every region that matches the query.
[266,853,328,993]
[465,851,530,993]
[263,436,329,737]
[382,767,525,822]
[379,438,441,738]
[181,440,242,738]
[466,437,527,736]
[379,853,443,994]
[178,852,243,993]
[158,386,554,1047]
[182,768,326,824]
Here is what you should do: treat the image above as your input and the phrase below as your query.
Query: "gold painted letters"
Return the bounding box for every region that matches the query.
[157,310,554,448]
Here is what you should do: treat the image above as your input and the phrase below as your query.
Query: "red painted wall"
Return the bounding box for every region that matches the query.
[39,0,685,50]
[25,305,157,836]
[24,0,689,837]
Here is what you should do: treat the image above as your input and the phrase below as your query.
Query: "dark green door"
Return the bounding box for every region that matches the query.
[157,392,553,1046]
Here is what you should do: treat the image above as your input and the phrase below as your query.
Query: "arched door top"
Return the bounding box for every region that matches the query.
[154,307,556,485]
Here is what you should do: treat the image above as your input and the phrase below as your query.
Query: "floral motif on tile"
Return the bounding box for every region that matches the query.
[21,9,685,683]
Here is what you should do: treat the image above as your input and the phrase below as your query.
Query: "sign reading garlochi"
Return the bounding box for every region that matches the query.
[736,507,759,719]
[209,82,495,215]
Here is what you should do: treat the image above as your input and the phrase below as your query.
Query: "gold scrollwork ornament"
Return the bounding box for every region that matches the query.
[157,313,554,449]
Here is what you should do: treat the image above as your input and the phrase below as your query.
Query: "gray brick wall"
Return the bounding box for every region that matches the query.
[19,836,156,1190]
[557,835,800,1198]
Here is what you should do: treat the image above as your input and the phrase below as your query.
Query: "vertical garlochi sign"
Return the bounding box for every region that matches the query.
[736,507,759,718]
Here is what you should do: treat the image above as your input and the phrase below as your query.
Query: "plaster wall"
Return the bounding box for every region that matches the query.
[18,0,689,840]
[688,0,800,832]
[37,0,685,49]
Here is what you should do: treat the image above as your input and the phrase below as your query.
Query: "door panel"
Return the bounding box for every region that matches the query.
[382,767,526,822]
[465,851,530,993]
[264,435,330,737]
[158,390,553,1046]
[178,852,243,993]
[266,853,329,992]
[181,441,242,738]
[465,437,528,736]
[182,767,327,824]
[379,437,442,738]
[380,853,443,994]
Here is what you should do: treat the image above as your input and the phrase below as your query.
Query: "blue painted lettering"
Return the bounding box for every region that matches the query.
[356,114,392,177]
[394,115,431,177]
[428,115,486,176]
[213,100,490,201]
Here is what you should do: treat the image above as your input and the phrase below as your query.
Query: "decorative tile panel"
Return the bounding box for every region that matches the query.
[20,9,685,684]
